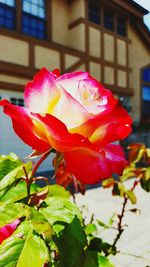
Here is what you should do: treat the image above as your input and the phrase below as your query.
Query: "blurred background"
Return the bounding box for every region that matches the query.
[0,0,149,172]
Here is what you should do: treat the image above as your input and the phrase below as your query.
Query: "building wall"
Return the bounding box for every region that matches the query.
[128,23,150,123]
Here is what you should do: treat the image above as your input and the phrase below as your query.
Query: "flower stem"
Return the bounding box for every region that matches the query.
[112,179,140,250]
[112,195,127,248]
[24,150,51,204]
[31,150,51,179]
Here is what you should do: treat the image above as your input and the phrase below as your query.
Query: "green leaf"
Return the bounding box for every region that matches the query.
[85,223,97,235]
[125,190,137,204]
[0,153,22,180]
[40,197,82,226]
[54,216,87,267]
[120,166,136,181]
[48,185,70,199]
[97,254,114,267]
[29,207,53,242]
[0,181,38,205]
[88,238,102,252]
[0,161,32,192]
[0,203,30,228]
[108,213,116,226]
[83,251,114,267]
[0,221,49,267]
[97,220,109,229]
[140,178,150,192]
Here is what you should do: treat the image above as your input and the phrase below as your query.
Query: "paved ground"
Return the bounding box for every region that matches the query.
[76,180,150,267]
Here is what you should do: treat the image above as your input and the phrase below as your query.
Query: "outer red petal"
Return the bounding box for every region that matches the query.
[64,148,110,185]
[0,99,51,153]
[70,104,132,145]
[104,144,128,174]
[33,113,92,153]
[64,144,127,185]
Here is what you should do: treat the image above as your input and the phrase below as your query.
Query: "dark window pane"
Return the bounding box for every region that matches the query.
[10,97,17,105]
[22,14,46,39]
[143,68,150,83]
[6,18,13,29]
[117,17,126,36]
[143,86,150,101]
[104,10,114,31]
[18,99,24,107]
[0,0,15,7]
[6,9,13,18]
[0,17,4,25]
[88,0,100,24]
[0,1,15,30]
[22,0,46,39]
[22,0,45,18]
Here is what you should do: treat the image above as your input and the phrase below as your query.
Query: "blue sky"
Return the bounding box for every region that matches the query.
[133,0,150,30]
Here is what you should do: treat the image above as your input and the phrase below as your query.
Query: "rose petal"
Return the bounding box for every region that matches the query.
[0,99,51,152]
[104,144,128,174]
[51,85,89,129]
[32,113,91,153]
[70,104,132,145]
[56,72,116,115]
[64,144,127,185]
[89,105,132,145]
[64,147,111,184]
[24,68,60,114]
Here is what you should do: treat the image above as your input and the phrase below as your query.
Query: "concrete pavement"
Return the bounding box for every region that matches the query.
[76,180,150,267]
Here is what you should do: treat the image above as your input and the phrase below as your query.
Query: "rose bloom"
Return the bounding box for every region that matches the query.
[0,68,132,184]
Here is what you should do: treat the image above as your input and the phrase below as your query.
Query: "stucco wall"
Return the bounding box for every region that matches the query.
[104,66,115,85]
[0,74,28,85]
[69,24,86,52]
[65,54,80,69]
[0,35,29,66]
[52,0,69,46]
[69,0,85,22]
[89,27,101,58]
[90,62,101,81]
[104,33,114,62]
[35,46,60,70]
[117,39,127,66]
[117,70,127,87]
[52,0,85,51]
[128,23,150,123]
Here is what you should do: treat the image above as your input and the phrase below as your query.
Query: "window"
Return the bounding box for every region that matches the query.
[142,67,150,121]
[88,0,100,25]
[10,97,24,106]
[22,0,46,39]
[143,68,150,83]
[0,0,15,30]
[119,96,131,113]
[104,9,114,31]
[117,17,126,36]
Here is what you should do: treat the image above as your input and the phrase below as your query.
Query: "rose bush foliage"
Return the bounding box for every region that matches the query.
[0,68,132,184]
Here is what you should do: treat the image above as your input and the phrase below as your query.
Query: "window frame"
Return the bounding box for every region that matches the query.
[0,0,16,30]
[21,0,47,39]
[87,1,127,37]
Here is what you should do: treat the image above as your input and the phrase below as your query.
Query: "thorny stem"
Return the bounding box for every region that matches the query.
[120,251,150,263]
[31,151,51,178]
[23,166,30,203]
[23,150,51,204]
[112,179,140,250]
[112,195,128,249]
